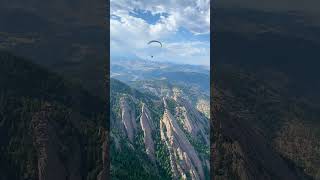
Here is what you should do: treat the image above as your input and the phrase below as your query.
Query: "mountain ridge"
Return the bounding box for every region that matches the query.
[110,78,210,179]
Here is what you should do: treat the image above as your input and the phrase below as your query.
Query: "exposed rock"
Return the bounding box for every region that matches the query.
[110,79,210,179]
[174,95,209,145]
[120,97,137,142]
[160,98,205,180]
[140,103,156,161]
[196,99,210,118]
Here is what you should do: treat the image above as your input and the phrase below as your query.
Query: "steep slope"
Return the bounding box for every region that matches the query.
[0,51,106,180]
[140,103,156,161]
[212,8,320,179]
[110,78,210,180]
[161,97,206,180]
[212,64,318,179]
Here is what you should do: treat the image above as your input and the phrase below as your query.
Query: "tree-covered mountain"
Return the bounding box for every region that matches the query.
[0,51,107,180]
[212,8,320,180]
[110,78,210,180]
[212,64,320,179]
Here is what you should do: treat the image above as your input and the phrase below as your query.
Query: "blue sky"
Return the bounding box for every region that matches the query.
[110,0,210,66]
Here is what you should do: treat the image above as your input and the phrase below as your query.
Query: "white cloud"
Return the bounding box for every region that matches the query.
[163,41,210,65]
[111,0,210,35]
[165,41,209,57]
[133,41,210,65]
[110,0,210,65]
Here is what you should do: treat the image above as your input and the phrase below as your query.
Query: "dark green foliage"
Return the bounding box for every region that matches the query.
[213,64,320,179]
[110,138,161,180]
[154,136,172,179]
[166,98,176,115]
[0,51,106,179]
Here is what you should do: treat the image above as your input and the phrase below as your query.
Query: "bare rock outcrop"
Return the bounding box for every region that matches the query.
[174,95,209,145]
[160,98,205,180]
[196,99,210,118]
[140,103,156,161]
[120,97,137,142]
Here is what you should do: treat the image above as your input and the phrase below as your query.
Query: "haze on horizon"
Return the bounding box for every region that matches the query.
[110,0,210,66]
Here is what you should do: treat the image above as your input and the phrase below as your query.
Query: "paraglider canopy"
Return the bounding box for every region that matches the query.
[148,40,162,47]
[147,40,162,59]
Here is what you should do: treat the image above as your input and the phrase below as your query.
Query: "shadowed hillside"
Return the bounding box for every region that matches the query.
[212,8,320,179]
[0,51,107,180]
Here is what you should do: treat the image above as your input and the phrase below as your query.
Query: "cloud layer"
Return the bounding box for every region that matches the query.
[110,0,210,66]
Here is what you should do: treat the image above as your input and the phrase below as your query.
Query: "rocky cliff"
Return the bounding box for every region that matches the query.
[110,78,210,180]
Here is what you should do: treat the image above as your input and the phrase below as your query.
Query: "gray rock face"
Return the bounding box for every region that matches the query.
[111,81,210,179]
[160,98,206,180]
[120,97,137,142]
[174,95,209,145]
[140,103,156,162]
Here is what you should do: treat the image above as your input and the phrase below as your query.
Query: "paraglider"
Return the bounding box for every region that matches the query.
[147,40,162,59]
